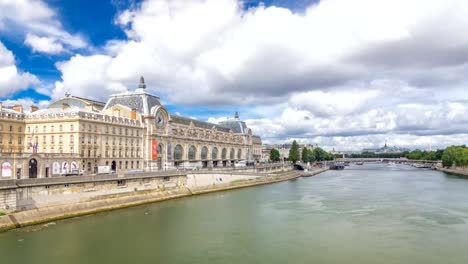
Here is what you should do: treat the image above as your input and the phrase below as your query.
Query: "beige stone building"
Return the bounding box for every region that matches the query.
[0,77,261,179]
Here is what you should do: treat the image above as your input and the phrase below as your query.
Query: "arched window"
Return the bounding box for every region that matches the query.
[230,148,235,159]
[237,149,242,160]
[222,148,227,160]
[174,144,183,160]
[201,146,208,160]
[212,147,218,160]
[189,145,196,160]
[157,144,163,157]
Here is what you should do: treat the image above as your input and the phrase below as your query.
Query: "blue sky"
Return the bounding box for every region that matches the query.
[1,0,468,150]
[0,0,315,119]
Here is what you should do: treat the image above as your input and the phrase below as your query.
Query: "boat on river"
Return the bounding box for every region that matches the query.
[330,163,345,170]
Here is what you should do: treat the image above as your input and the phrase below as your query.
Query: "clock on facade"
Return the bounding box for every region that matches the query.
[156,112,165,128]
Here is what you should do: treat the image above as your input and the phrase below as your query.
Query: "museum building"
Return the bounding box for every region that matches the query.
[0,77,261,179]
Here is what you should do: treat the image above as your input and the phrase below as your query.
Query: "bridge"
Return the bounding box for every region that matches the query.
[336,158,442,168]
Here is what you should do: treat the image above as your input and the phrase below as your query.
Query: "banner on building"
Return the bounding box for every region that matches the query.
[1,162,12,177]
[62,161,69,174]
[53,161,60,175]
[152,140,158,160]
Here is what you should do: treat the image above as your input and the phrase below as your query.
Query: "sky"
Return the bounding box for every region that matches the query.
[1,0,468,151]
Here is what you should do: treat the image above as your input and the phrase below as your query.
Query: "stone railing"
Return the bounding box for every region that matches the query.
[2,171,187,188]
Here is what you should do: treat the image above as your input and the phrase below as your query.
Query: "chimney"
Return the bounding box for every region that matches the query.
[131,108,137,119]
[62,103,70,110]
[29,105,39,112]
[13,104,23,113]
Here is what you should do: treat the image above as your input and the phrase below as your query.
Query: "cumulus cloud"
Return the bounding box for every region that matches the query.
[48,0,468,149]
[24,33,64,54]
[1,97,50,109]
[0,0,86,54]
[0,41,39,97]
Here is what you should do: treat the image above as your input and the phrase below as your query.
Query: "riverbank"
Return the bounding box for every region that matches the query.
[0,168,328,232]
[437,167,468,177]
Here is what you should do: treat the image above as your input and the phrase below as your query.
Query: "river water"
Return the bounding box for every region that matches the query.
[1,163,468,264]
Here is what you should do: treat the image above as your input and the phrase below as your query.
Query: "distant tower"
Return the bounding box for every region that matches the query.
[138,76,146,89]
[384,140,387,148]
[234,111,239,119]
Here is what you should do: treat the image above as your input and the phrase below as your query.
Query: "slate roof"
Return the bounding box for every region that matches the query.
[103,89,161,115]
[171,115,231,132]
[218,119,248,134]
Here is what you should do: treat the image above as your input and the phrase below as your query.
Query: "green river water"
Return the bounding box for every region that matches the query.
[1,163,468,263]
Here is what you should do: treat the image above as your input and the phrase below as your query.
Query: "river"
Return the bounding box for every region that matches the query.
[1,163,468,263]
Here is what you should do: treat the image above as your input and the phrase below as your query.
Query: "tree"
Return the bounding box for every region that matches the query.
[307,148,316,162]
[269,148,280,162]
[302,147,309,163]
[407,149,423,160]
[313,147,326,161]
[289,140,300,164]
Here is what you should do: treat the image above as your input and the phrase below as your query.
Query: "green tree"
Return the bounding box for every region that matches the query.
[307,149,316,162]
[407,149,423,160]
[302,147,309,162]
[269,148,281,162]
[289,140,300,164]
[313,147,327,161]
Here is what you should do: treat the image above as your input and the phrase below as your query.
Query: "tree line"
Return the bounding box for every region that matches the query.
[268,143,468,168]
[269,140,334,163]
[348,149,444,161]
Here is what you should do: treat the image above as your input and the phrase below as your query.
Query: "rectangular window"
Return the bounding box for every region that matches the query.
[18,137,22,144]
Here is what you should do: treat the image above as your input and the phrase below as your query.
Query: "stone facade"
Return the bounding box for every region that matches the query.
[0,77,261,179]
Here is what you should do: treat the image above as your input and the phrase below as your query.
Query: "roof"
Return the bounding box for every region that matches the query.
[71,96,105,107]
[48,96,105,111]
[218,119,248,134]
[103,89,161,116]
[171,115,231,132]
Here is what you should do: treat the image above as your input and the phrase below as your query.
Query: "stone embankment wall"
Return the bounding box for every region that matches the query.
[0,165,318,232]
[437,167,468,177]
[0,165,291,213]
